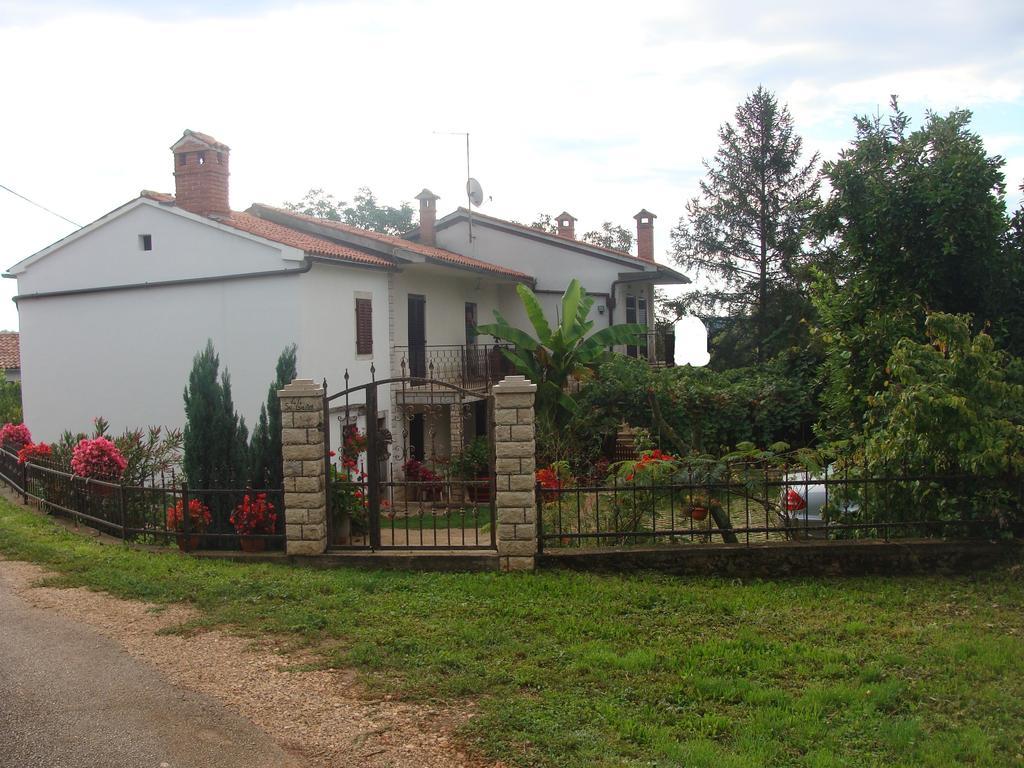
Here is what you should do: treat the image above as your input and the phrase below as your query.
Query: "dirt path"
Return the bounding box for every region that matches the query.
[0,558,483,768]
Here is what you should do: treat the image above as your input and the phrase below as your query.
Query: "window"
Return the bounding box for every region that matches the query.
[355,297,373,355]
[138,234,152,251]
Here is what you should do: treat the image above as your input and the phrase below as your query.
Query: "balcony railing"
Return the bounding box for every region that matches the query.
[393,344,517,392]
[624,331,676,367]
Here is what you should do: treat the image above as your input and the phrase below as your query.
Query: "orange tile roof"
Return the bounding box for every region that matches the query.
[0,332,19,370]
[221,212,393,268]
[253,205,532,281]
[139,192,393,269]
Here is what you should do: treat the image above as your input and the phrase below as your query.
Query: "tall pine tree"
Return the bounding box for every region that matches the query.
[183,340,249,489]
[249,344,297,489]
[670,86,820,365]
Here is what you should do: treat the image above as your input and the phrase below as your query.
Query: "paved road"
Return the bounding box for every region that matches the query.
[0,570,304,768]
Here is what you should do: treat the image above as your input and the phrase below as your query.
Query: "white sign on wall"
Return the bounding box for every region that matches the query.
[673,316,710,367]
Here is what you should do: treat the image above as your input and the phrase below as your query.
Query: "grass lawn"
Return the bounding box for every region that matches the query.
[1,497,1022,767]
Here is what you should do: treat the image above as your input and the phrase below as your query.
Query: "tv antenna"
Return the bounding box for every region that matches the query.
[433,130,482,243]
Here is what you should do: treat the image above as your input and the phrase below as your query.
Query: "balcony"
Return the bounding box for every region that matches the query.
[623,330,676,368]
[392,344,517,396]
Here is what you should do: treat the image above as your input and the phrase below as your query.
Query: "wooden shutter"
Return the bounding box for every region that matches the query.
[355,298,372,355]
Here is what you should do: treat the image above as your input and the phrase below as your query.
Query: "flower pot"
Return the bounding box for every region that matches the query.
[691,507,708,522]
[239,536,266,553]
[176,534,200,552]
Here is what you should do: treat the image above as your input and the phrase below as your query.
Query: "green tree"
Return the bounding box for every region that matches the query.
[581,222,634,252]
[284,187,414,235]
[848,313,1024,531]
[249,344,298,489]
[0,372,22,425]
[525,214,556,234]
[182,341,249,490]
[813,100,1015,440]
[476,279,644,426]
[670,86,820,365]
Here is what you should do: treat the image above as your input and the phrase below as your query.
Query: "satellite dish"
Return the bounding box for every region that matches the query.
[467,177,484,207]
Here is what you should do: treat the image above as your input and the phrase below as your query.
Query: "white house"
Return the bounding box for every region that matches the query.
[5,129,688,467]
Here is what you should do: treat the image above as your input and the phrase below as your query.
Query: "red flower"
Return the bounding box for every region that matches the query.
[166,498,212,532]
[536,467,562,490]
[17,442,52,465]
[230,493,277,536]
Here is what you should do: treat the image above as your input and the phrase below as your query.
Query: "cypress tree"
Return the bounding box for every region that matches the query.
[183,340,249,490]
[250,344,297,489]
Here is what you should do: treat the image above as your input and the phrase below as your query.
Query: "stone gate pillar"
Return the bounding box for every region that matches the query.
[278,378,327,556]
[492,375,538,572]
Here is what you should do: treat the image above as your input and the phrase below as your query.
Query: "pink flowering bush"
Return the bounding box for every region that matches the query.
[0,423,32,451]
[70,436,127,480]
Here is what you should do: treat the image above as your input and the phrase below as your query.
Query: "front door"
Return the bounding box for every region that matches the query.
[408,294,426,379]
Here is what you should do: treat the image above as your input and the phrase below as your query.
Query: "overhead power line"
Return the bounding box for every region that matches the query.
[0,183,82,228]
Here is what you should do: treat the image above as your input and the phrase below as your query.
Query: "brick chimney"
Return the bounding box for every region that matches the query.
[415,188,440,246]
[634,209,656,262]
[556,211,576,239]
[171,130,230,217]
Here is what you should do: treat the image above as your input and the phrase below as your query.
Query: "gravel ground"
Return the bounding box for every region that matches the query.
[0,558,485,768]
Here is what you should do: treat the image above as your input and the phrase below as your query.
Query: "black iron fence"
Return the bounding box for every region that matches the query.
[392,344,516,390]
[0,448,285,552]
[537,462,1023,550]
[328,462,496,550]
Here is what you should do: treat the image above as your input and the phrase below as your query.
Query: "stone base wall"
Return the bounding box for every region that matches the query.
[538,539,1024,577]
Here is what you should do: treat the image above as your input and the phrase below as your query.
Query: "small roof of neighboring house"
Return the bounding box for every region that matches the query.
[414,207,690,284]
[247,204,532,282]
[0,332,20,371]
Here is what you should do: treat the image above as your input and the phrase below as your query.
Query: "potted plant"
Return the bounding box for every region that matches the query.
[165,498,212,551]
[332,425,369,544]
[230,492,278,552]
[402,458,443,502]
[450,437,491,502]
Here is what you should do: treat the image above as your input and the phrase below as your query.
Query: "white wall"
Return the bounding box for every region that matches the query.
[436,221,663,343]
[19,275,303,441]
[391,264,504,349]
[15,202,299,295]
[297,262,391,400]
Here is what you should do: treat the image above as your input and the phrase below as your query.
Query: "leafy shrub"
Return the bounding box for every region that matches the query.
[553,351,819,469]
[835,312,1024,532]
[49,417,181,485]
[0,422,31,451]
[0,373,22,425]
[448,436,490,480]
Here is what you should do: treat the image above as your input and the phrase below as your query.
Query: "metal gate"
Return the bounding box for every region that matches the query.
[323,370,496,550]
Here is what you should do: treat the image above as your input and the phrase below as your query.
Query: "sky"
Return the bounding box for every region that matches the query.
[1,0,1022,332]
